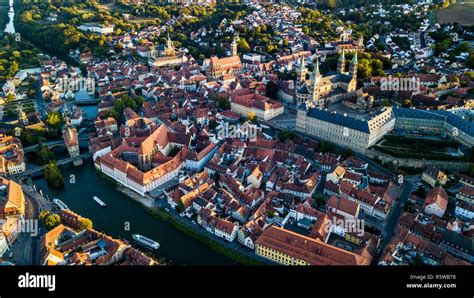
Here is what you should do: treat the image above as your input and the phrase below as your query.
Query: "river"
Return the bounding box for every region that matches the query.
[33,162,236,265]
[4,0,15,34]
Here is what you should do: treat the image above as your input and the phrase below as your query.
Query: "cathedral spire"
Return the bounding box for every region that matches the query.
[337,49,345,74]
[164,29,176,56]
[312,56,321,103]
[297,55,307,84]
[231,34,238,57]
[349,51,358,78]
[314,56,320,77]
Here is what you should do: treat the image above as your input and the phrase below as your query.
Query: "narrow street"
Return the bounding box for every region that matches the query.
[3,181,52,265]
[371,178,416,264]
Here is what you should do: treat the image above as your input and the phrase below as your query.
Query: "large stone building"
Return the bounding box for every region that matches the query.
[148,32,188,68]
[0,178,26,257]
[206,35,242,80]
[391,108,474,147]
[63,125,80,158]
[296,106,395,153]
[96,124,190,196]
[0,135,25,175]
[255,226,372,265]
[296,106,474,152]
[295,50,357,108]
[40,209,157,265]
[230,88,284,121]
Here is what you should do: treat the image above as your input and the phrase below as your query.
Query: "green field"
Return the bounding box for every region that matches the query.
[437,1,474,25]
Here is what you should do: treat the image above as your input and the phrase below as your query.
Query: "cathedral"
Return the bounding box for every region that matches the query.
[295,50,358,108]
[148,31,188,68]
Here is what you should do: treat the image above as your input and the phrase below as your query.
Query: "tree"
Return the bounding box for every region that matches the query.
[44,162,64,188]
[216,96,230,110]
[209,119,218,130]
[402,99,413,108]
[318,141,333,153]
[316,196,326,206]
[176,201,185,213]
[237,38,250,53]
[382,99,391,107]
[36,143,55,165]
[413,187,426,198]
[45,111,64,129]
[80,218,93,230]
[39,210,50,221]
[265,81,279,99]
[413,254,425,266]
[326,0,337,9]
[278,130,296,142]
[357,59,372,79]
[469,164,474,177]
[342,149,353,159]
[247,111,257,123]
[44,214,61,230]
[5,93,15,102]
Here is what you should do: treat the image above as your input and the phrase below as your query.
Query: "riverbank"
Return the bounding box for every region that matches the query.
[113,179,266,266]
[34,163,237,265]
[144,206,264,266]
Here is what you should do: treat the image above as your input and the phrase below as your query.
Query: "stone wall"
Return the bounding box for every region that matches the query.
[366,149,470,171]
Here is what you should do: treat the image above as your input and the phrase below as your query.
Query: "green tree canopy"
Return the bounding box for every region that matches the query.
[44,162,64,188]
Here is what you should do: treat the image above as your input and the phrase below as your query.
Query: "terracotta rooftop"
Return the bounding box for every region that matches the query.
[256,226,371,265]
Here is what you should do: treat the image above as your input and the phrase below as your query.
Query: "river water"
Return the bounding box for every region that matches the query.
[33,162,236,265]
[5,0,233,266]
[4,0,15,34]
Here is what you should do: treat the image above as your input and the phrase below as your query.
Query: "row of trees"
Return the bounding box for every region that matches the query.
[0,0,8,31]
[39,210,93,230]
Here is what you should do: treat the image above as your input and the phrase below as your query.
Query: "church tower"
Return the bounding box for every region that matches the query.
[230,34,238,57]
[164,31,176,57]
[18,106,28,126]
[297,55,307,85]
[337,49,345,74]
[349,51,358,79]
[357,35,364,48]
[312,57,322,106]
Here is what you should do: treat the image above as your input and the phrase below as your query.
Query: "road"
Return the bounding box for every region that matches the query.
[3,180,52,265]
[371,177,416,264]
[22,181,53,265]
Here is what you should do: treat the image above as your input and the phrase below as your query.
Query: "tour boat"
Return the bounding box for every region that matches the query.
[132,234,160,250]
[53,199,69,210]
[93,196,107,208]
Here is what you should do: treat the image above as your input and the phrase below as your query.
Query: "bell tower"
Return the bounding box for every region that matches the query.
[231,34,238,57]
[297,55,307,85]
[337,49,345,74]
